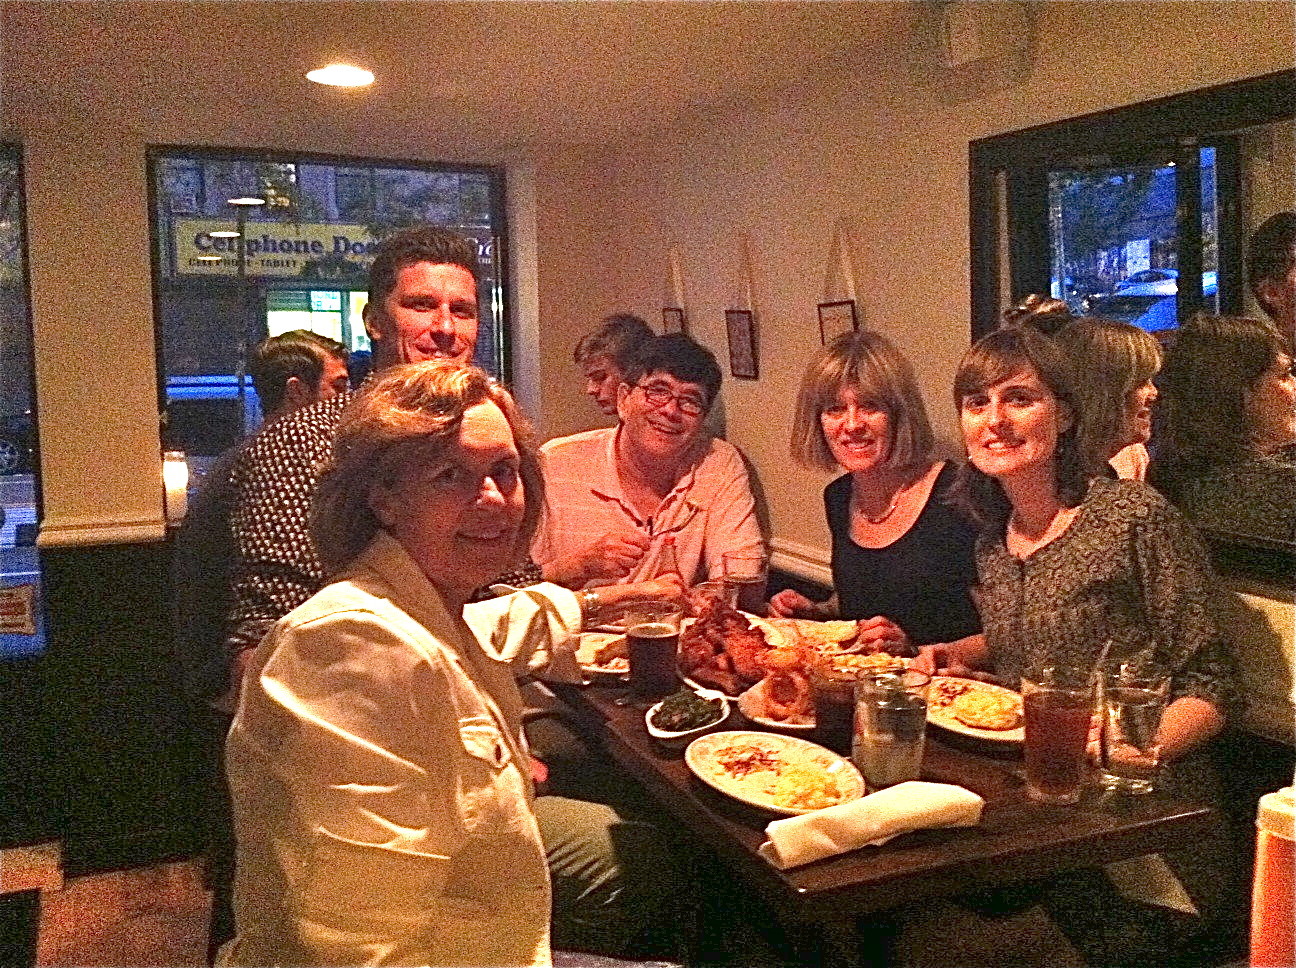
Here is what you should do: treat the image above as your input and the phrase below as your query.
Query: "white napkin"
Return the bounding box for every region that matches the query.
[758,781,985,869]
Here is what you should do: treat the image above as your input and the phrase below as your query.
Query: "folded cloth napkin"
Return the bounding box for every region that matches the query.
[758,781,985,869]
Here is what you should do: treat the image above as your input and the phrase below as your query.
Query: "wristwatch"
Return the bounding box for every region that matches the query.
[579,588,602,626]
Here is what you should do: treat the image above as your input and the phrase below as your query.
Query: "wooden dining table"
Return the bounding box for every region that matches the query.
[549,680,1227,964]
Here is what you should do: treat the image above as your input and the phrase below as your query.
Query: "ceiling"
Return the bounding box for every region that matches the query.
[0,1,917,156]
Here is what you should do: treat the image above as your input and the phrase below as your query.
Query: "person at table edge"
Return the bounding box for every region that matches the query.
[769,329,981,654]
[532,333,764,590]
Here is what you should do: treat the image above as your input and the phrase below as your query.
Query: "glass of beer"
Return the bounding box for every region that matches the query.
[807,659,862,756]
[721,551,767,613]
[1022,666,1097,805]
[625,602,683,702]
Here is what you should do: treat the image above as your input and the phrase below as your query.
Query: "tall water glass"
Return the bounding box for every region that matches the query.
[853,670,931,789]
[1022,667,1097,805]
[1100,665,1170,793]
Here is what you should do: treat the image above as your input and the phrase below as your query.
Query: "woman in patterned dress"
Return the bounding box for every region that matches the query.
[915,326,1237,775]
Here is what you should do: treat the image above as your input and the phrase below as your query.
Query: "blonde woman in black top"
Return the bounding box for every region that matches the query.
[769,330,981,653]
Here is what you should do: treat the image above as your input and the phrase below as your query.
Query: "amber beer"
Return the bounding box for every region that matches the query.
[627,622,679,700]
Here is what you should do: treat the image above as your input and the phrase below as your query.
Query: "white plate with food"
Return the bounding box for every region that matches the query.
[684,730,865,815]
[575,631,629,677]
[765,617,861,654]
[927,676,1024,744]
[736,678,815,732]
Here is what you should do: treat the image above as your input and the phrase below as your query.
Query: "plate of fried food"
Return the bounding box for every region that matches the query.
[684,730,865,815]
[677,598,788,696]
[927,676,1024,743]
[765,618,863,654]
[738,649,910,731]
[575,631,630,678]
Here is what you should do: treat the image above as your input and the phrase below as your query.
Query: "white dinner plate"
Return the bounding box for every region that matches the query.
[574,631,629,678]
[684,730,864,816]
[736,678,815,731]
[927,676,1024,744]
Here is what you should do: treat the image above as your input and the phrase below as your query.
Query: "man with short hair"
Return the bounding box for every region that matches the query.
[534,333,764,588]
[225,226,483,663]
[1247,211,1296,345]
[573,313,653,416]
[176,329,350,707]
[177,328,349,963]
[249,329,350,423]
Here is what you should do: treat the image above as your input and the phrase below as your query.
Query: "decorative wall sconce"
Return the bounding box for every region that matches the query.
[162,450,189,526]
[662,246,689,333]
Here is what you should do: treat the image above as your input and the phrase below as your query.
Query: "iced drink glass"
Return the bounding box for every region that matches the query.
[1099,665,1170,794]
[1022,668,1096,805]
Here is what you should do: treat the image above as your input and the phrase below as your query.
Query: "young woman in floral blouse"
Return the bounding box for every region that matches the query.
[915,326,1238,774]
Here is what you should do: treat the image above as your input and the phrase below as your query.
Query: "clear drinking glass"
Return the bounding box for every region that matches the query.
[1100,664,1170,794]
[721,551,767,613]
[1022,666,1097,805]
[852,670,931,789]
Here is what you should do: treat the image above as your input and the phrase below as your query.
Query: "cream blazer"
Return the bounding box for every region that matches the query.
[219,531,581,967]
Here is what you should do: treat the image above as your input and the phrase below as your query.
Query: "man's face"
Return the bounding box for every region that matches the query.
[616,370,708,463]
[1258,255,1296,343]
[364,261,479,368]
[582,354,623,416]
[315,354,352,401]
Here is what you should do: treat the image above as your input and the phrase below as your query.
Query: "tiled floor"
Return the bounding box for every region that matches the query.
[36,860,210,967]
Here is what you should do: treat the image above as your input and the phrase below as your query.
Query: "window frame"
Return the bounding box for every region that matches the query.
[145,144,511,437]
[968,69,1296,586]
[0,140,47,665]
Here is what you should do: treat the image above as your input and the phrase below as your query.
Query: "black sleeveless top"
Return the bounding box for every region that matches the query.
[825,462,981,645]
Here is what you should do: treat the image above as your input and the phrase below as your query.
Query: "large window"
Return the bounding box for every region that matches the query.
[970,69,1296,579]
[0,145,43,660]
[148,149,508,458]
[970,71,1293,342]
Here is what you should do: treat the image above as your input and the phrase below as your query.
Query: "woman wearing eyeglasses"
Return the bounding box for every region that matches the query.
[769,330,981,654]
[532,333,765,591]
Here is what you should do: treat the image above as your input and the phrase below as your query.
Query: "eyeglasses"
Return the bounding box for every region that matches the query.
[636,382,707,417]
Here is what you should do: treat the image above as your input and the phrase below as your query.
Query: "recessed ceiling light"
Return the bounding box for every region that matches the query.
[209,229,240,239]
[227,196,266,207]
[307,63,374,88]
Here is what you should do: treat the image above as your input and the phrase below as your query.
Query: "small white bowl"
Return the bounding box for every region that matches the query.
[645,691,731,745]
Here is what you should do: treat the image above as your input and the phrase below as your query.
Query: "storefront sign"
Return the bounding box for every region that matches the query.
[172,219,494,280]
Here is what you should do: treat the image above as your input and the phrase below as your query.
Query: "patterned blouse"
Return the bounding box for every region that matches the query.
[974,477,1239,711]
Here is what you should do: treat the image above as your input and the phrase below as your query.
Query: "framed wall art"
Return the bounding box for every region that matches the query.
[725,309,758,379]
[817,299,858,344]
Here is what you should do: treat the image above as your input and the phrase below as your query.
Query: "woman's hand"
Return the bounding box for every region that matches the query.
[855,615,912,654]
[769,589,817,618]
[912,635,990,677]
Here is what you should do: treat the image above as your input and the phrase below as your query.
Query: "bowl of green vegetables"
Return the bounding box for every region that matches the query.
[646,687,731,747]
